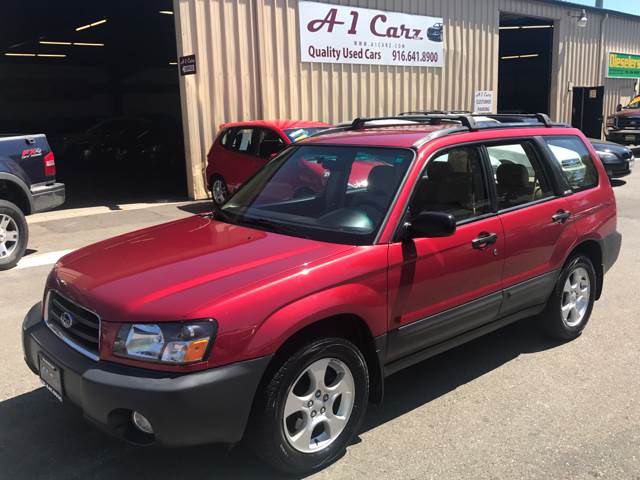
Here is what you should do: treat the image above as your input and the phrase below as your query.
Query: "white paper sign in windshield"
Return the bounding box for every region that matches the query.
[299,1,444,68]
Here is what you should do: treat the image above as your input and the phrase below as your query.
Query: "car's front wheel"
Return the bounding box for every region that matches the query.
[0,200,28,271]
[248,337,369,474]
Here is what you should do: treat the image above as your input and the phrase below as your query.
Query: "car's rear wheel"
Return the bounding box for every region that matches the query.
[0,200,29,271]
[210,176,228,205]
[247,337,369,474]
[541,254,596,340]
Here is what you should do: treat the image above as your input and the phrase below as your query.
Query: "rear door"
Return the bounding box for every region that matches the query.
[224,127,260,189]
[386,145,505,363]
[485,139,576,317]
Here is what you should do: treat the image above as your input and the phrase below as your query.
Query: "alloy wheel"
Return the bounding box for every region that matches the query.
[561,266,591,327]
[0,214,19,259]
[212,179,227,204]
[282,357,355,454]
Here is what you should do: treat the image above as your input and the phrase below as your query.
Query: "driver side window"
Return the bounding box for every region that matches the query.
[411,147,491,222]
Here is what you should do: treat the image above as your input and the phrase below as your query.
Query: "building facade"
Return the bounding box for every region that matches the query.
[172,0,640,199]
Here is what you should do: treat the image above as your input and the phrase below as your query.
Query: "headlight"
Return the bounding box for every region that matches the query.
[113,320,217,364]
[606,116,617,128]
[598,151,618,163]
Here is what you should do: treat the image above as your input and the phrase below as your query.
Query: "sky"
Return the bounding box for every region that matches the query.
[565,0,639,16]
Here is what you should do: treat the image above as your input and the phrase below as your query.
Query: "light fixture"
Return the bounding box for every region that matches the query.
[159,10,174,15]
[499,25,553,30]
[4,52,66,58]
[39,41,72,45]
[501,53,540,60]
[39,41,104,47]
[569,9,588,28]
[169,61,177,65]
[76,18,107,31]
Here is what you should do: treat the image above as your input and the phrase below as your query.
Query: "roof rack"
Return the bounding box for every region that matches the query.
[399,110,472,116]
[307,112,566,142]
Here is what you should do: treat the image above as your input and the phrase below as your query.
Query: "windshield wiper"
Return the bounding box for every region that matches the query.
[239,216,305,237]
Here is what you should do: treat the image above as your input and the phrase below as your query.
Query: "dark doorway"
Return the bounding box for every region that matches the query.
[571,86,605,139]
[0,1,187,208]
[498,14,554,115]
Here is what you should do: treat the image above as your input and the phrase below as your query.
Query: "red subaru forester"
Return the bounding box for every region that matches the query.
[23,114,621,474]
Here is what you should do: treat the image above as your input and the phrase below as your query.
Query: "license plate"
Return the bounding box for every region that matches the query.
[39,354,63,402]
[625,135,636,142]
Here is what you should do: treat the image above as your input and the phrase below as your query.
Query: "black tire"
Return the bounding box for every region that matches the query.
[541,254,596,340]
[210,175,228,205]
[0,200,29,271]
[247,337,369,475]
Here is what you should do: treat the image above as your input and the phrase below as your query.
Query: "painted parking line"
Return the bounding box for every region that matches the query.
[15,249,74,270]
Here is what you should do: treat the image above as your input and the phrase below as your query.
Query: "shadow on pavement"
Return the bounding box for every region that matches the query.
[610,179,627,188]
[0,316,561,479]
[177,201,213,215]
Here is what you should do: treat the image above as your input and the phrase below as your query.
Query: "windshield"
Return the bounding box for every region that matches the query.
[284,128,330,142]
[220,145,414,244]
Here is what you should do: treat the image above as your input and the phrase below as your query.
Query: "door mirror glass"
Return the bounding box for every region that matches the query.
[406,211,456,239]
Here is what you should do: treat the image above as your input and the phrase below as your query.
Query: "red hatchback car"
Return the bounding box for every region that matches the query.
[205,120,330,204]
[23,114,620,474]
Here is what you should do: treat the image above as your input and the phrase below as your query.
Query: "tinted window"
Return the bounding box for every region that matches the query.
[219,128,233,148]
[223,146,414,244]
[487,142,553,210]
[257,128,285,158]
[411,147,490,222]
[544,136,598,191]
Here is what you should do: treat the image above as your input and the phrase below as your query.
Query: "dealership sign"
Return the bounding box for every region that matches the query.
[607,52,640,79]
[298,1,444,68]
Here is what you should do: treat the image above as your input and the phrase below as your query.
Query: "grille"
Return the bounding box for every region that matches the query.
[619,117,640,129]
[45,291,100,360]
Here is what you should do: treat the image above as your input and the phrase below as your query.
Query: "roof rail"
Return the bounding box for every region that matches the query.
[350,114,480,131]
[399,110,472,116]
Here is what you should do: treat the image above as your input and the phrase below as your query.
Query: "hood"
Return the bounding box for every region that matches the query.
[590,139,631,155]
[613,109,640,118]
[52,215,354,322]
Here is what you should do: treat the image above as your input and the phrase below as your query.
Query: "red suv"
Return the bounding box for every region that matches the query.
[205,120,330,204]
[23,114,621,474]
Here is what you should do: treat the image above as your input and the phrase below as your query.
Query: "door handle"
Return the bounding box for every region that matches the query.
[472,232,498,249]
[552,210,571,224]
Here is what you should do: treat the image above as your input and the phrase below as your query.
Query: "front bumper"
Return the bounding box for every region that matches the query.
[30,182,65,213]
[22,303,271,447]
[602,160,633,179]
[606,130,640,146]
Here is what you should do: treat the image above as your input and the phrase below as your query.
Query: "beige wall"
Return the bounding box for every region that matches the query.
[174,0,640,199]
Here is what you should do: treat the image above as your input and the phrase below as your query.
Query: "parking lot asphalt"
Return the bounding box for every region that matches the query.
[1,180,639,480]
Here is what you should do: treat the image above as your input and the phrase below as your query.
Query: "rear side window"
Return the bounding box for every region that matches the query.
[486,142,553,210]
[231,128,255,153]
[544,136,598,191]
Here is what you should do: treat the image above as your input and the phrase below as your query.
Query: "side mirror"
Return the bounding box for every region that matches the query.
[405,211,456,239]
[616,104,623,112]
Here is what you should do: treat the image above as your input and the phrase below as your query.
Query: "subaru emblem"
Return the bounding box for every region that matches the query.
[60,312,74,329]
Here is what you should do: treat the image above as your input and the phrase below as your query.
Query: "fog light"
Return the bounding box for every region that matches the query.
[132,411,154,434]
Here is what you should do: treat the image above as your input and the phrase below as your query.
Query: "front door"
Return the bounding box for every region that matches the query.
[572,86,605,139]
[386,146,505,363]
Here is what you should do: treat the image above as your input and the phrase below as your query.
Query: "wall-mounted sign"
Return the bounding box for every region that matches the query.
[607,52,640,79]
[474,90,495,114]
[298,1,444,68]
[179,55,197,76]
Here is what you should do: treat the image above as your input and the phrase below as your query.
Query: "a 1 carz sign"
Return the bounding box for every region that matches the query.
[299,1,444,68]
